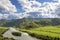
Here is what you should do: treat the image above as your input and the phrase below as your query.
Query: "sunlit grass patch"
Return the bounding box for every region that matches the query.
[18,26,60,40]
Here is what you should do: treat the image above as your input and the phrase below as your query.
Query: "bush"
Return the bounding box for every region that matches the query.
[0,37,15,40]
[3,37,15,40]
[12,32,21,36]
[39,20,51,26]
[51,18,60,25]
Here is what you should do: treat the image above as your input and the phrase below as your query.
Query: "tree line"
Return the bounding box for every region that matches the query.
[0,18,60,28]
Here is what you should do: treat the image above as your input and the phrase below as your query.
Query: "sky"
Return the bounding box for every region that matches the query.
[0,0,60,19]
[10,0,55,13]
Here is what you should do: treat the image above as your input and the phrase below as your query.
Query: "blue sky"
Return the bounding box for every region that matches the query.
[0,0,60,19]
[10,0,24,13]
[37,0,55,3]
[10,0,55,13]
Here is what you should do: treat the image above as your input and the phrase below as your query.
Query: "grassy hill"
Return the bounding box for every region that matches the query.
[18,26,60,40]
[0,18,60,40]
[0,18,58,27]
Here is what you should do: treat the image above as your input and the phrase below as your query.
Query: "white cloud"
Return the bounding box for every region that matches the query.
[0,14,3,19]
[17,0,60,18]
[0,0,18,19]
[0,0,60,20]
[0,14,9,19]
[0,0,17,12]
[18,0,41,12]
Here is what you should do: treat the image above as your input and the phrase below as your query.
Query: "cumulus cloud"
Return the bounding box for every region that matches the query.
[17,0,60,18]
[0,0,60,19]
[18,0,41,12]
[0,0,17,19]
[0,0,17,12]
[0,13,21,20]
[0,14,9,19]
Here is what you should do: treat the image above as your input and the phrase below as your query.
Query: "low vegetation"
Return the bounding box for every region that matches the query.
[0,18,60,40]
[18,26,60,40]
[15,18,60,40]
[0,27,8,37]
[0,27,15,40]
[12,32,21,36]
[2,37,15,40]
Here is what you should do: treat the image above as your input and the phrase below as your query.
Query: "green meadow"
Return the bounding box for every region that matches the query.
[0,18,60,40]
[18,26,60,40]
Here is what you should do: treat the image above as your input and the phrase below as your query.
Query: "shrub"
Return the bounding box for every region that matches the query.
[12,32,21,36]
[3,37,15,40]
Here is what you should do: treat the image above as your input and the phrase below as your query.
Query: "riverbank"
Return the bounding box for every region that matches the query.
[3,27,40,40]
[0,27,15,40]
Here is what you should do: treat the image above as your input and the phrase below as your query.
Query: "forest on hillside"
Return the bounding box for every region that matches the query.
[0,18,60,28]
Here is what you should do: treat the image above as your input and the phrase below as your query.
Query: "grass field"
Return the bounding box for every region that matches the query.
[18,26,60,40]
[0,27,8,36]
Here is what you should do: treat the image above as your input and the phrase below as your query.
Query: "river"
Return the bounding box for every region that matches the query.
[3,28,41,40]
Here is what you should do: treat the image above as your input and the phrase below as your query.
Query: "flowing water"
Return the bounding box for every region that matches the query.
[3,28,41,40]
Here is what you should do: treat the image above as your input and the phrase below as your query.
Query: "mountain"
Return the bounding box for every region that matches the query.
[0,18,53,27]
[0,19,24,27]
